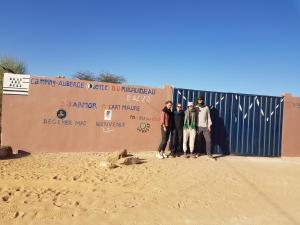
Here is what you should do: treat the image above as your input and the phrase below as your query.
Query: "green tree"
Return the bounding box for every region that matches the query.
[72,71,126,84]
[0,56,26,74]
[0,56,26,90]
[97,73,126,84]
[72,71,96,81]
[0,56,26,94]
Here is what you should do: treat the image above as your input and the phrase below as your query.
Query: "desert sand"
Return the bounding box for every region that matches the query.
[1,151,300,225]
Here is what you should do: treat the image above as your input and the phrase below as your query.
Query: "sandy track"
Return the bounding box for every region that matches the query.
[1,152,300,225]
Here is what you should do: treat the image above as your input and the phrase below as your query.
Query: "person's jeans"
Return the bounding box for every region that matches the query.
[197,127,212,155]
[183,128,196,153]
[170,128,183,154]
[158,126,171,152]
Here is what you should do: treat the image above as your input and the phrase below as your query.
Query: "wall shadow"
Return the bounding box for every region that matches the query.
[210,107,230,157]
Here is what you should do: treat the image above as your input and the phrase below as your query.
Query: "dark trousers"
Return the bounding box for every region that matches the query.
[170,128,183,154]
[158,126,171,152]
[197,127,212,155]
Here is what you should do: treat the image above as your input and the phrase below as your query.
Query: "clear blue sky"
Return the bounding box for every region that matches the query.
[1,0,300,96]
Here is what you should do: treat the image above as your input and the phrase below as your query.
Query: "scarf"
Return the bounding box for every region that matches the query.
[184,109,196,129]
[196,103,205,108]
[162,106,172,116]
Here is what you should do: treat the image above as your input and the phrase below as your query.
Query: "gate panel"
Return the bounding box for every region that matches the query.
[173,88,284,157]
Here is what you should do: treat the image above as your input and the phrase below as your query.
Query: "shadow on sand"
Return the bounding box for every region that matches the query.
[1,150,31,160]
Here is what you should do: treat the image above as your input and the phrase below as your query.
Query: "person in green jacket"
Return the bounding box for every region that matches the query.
[183,102,197,158]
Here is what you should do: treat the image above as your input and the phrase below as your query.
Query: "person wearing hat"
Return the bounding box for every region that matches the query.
[195,96,214,159]
[183,102,197,158]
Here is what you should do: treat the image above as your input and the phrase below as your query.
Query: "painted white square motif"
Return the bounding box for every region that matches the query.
[3,73,30,95]
[104,110,112,121]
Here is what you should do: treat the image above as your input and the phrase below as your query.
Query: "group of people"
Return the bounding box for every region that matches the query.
[157,96,214,159]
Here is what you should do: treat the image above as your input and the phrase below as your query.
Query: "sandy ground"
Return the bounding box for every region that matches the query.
[0,152,300,225]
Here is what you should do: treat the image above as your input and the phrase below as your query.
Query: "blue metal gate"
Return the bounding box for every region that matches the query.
[173,88,284,157]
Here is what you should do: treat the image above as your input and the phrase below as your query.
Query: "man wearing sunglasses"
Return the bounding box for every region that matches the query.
[169,103,184,157]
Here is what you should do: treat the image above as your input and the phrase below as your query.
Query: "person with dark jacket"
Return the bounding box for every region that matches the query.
[157,100,173,159]
[169,103,184,157]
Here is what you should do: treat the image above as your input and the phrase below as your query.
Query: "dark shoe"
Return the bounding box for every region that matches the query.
[183,152,189,158]
[169,152,176,158]
[191,153,197,158]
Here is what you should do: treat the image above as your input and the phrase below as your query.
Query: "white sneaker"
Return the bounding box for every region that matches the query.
[162,152,168,158]
[156,152,164,159]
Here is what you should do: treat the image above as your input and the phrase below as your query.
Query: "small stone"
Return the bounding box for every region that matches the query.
[53,202,63,207]
[2,195,9,202]
[99,160,117,169]
[14,211,19,218]
[118,157,141,165]
[73,175,80,181]
[118,149,127,159]
[106,149,128,164]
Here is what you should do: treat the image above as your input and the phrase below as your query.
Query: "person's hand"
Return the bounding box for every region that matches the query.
[163,126,167,132]
[208,126,211,132]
